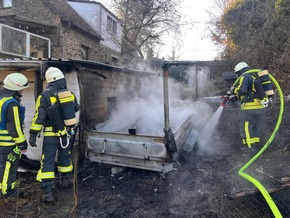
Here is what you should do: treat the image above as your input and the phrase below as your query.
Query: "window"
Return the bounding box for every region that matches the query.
[30,35,49,58]
[0,24,50,58]
[107,15,117,35]
[2,26,26,56]
[111,56,118,63]
[0,0,12,8]
[81,45,89,60]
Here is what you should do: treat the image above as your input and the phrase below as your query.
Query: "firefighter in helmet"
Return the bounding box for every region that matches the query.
[227,62,266,154]
[29,67,79,203]
[0,73,29,198]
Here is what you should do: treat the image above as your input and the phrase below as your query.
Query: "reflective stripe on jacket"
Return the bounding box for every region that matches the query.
[30,89,78,136]
[0,97,26,146]
[30,90,66,136]
[234,70,264,110]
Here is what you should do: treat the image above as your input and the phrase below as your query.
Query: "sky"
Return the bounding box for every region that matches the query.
[96,0,221,61]
[161,0,222,61]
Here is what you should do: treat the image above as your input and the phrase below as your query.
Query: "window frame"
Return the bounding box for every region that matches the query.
[107,15,117,35]
[0,0,12,8]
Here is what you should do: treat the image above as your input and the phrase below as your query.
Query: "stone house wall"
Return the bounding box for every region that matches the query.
[0,0,122,66]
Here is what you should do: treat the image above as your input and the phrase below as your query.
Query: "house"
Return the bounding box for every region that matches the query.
[67,0,122,58]
[0,0,122,66]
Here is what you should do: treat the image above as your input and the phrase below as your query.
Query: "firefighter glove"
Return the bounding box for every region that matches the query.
[7,147,21,163]
[228,95,238,102]
[17,141,28,151]
[29,133,38,147]
[227,86,235,95]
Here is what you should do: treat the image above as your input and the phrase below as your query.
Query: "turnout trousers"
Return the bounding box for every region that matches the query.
[0,146,20,195]
[239,108,265,148]
[37,135,73,185]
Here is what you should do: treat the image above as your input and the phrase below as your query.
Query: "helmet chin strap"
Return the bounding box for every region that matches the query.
[12,91,23,101]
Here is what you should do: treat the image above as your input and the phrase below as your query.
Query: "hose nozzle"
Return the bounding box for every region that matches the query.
[220,95,229,107]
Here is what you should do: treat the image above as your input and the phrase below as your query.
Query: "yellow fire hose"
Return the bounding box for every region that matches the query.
[232,72,284,218]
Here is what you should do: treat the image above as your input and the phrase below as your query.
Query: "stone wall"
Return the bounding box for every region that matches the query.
[77,68,144,127]
[1,0,123,66]
[62,29,122,65]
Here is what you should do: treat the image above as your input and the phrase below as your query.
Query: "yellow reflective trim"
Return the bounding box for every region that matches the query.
[50,96,57,104]
[244,122,250,142]
[59,96,74,103]
[58,164,73,173]
[31,95,43,131]
[36,154,55,181]
[0,130,8,134]
[244,122,255,148]
[37,171,55,180]
[30,124,43,131]
[13,135,26,144]
[1,161,11,194]
[44,126,53,131]
[37,154,45,181]
[44,132,58,136]
[262,81,271,84]
[0,97,13,123]
[12,105,26,144]
[0,135,13,140]
[234,76,244,95]
[44,127,66,137]
[0,142,15,146]
[241,99,265,110]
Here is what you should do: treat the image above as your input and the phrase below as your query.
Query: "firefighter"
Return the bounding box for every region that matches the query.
[227,62,266,154]
[29,67,79,203]
[0,73,29,198]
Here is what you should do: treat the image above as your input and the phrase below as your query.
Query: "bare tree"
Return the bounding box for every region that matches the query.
[111,0,183,59]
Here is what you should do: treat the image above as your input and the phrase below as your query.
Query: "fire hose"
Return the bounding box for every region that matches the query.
[228,72,284,218]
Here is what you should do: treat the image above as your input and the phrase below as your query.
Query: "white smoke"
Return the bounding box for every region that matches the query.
[98,74,214,136]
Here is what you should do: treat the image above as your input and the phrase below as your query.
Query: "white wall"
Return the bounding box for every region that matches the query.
[68,1,122,53]
[21,75,42,160]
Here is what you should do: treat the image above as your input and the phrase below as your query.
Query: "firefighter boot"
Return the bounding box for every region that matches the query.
[60,173,73,188]
[41,182,54,203]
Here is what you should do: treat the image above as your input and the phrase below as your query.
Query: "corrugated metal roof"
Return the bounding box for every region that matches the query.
[0,58,154,76]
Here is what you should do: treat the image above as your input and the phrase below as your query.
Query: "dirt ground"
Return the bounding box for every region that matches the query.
[1,99,290,218]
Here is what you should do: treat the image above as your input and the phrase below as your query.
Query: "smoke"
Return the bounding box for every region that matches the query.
[98,74,214,137]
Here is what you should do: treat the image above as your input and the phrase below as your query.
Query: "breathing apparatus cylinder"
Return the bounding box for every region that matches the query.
[57,90,77,128]
[258,70,274,97]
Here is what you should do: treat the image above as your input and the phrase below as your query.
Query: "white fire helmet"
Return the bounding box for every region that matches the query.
[234,62,249,73]
[3,73,29,91]
[45,67,64,83]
